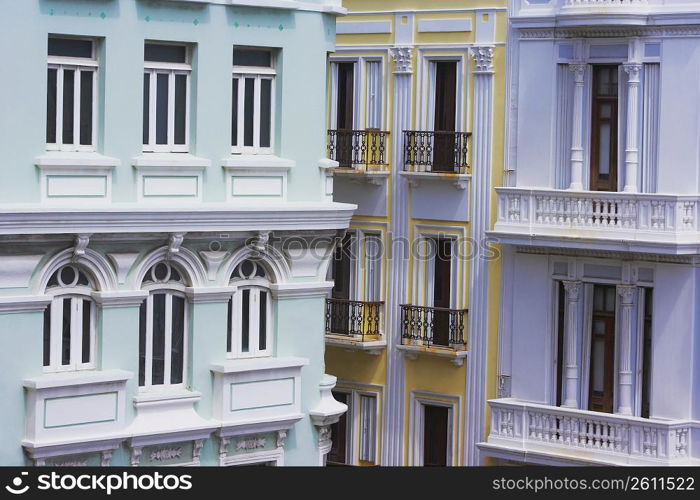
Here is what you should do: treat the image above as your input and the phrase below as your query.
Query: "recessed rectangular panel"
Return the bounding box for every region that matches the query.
[44,392,117,428]
[336,21,392,35]
[417,19,472,33]
[230,378,294,411]
[143,176,198,197]
[47,176,107,198]
[231,176,283,197]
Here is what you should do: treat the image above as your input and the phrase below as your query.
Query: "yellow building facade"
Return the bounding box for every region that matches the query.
[323,0,506,466]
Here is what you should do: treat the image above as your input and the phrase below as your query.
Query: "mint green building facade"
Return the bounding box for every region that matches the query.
[0,0,351,467]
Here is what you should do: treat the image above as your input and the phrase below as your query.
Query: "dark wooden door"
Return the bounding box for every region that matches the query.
[432,61,457,172]
[423,405,449,466]
[328,391,348,465]
[590,66,619,191]
[432,238,451,346]
[641,288,652,418]
[331,234,352,334]
[588,284,616,413]
[336,63,355,167]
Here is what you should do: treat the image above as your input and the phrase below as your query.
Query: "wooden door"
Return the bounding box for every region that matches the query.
[331,234,352,334]
[423,405,449,466]
[328,391,349,465]
[590,66,619,191]
[588,284,616,413]
[432,62,457,172]
[336,63,355,167]
[432,238,451,346]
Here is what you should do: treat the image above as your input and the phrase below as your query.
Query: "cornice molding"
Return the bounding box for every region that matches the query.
[519,25,700,40]
[0,295,50,314]
[92,291,148,308]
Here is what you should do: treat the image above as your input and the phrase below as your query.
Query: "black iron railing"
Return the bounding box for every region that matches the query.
[325,299,383,340]
[400,304,468,348]
[327,129,390,170]
[403,130,471,174]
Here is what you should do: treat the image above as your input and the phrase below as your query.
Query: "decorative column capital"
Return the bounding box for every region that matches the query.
[469,45,494,73]
[562,280,582,301]
[390,46,413,74]
[623,63,642,83]
[568,63,587,83]
[617,284,637,304]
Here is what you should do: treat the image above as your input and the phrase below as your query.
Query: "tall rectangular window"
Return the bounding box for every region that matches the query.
[46,37,97,151]
[359,394,378,465]
[232,48,276,154]
[590,65,619,191]
[143,43,191,152]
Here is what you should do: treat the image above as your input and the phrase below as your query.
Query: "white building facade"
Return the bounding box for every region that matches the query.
[479,0,700,465]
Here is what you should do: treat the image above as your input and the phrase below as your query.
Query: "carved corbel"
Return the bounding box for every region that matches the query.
[167,233,186,260]
[72,234,91,262]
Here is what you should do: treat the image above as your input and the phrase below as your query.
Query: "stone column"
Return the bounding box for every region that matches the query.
[616,285,637,415]
[568,63,587,191]
[465,45,495,465]
[623,63,642,193]
[562,281,582,408]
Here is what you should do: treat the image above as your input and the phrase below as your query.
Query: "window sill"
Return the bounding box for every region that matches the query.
[24,369,133,390]
[222,154,295,171]
[35,151,120,169]
[397,344,468,366]
[325,334,386,355]
[400,171,470,190]
[132,153,210,170]
[210,356,309,374]
[133,388,201,406]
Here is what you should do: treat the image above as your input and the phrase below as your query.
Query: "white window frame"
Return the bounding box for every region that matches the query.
[228,280,273,359]
[363,233,382,303]
[46,39,98,152]
[358,392,378,464]
[44,292,96,373]
[409,391,459,467]
[140,283,189,391]
[143,47,191,153]
[232,57,276,155]
[331,384,382,466]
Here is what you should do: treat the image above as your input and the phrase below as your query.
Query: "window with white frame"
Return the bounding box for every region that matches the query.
[46,37,97,151]
[358,393,378,464]
[328,388,380,466]
[143,43,191,152]
[365,60,382,130]
[43,265,96,372]
[227,259,272,358]
[139,262,188,389]
[232,48,276,154]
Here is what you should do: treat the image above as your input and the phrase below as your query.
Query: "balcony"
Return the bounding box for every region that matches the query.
[327,129,390,184]
[324,298,386,354]
[400,131,471,190]
[479,398,699,466]
[397,304,468,365]
[492,187,700,254]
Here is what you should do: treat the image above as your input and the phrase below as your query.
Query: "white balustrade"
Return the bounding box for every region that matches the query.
[487,399,695,465]
[565,0,647,5]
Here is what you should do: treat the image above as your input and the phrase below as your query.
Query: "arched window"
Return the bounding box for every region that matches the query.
[228,259,272,358]
[139,261,188,389]
[43,265,96,372]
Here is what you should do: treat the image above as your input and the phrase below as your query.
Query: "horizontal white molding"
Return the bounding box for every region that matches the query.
[92,290,148,308]
[168,0,346,15]
[270,280,334,298]
[24,369,133,390]
[0,203,356,235]
[222,155,295,170]
[35,152,120,168]
[417,19,473,33]
[345,7,507,15]
[185,286,234,303]
[132,153,210,170]
[318,158,339,170]
[337,21,392,34]
[0,295,51,313]
[211,356,309,374]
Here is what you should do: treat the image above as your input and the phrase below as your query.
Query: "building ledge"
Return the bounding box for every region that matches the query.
[24,369,133,390]
[132,153,210,170]
[210,356,309,374]
[333,168,390,186]
[400,171,470,190]
[222,154,295,171]
[325,334,386,355]
[397,344,468,366]
[35,152,120,169]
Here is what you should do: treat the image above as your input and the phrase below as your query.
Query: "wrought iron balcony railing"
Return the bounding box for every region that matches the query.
[327,129,390,170]
[325,298,383,340]
[403,130,471,174]
[400,304,468,348]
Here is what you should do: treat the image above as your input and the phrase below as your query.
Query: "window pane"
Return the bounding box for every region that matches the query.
[260,79,272,148]
[359,395,377,463]
[241,289,250,352]
[142,73,150,145]
[79,71,93,145]
[145,44,187,63]
[232,78,238,146]
[227,298,232,353]
[62,69,75,145]
[81,300,91,364]
[598,122,610,176]
[61,298,71,366]
[244,78,254,147]
[170,295,185,384]
[591,334,605,392]
[174,74,187,145]
[49,38,93,58]
[259,291,267,351]
[152,293,166,385]
[156,73,169,145]
[139,300,146,386]
[233,49,271,67]
[46,69,57,143]
[43,305,51,367]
